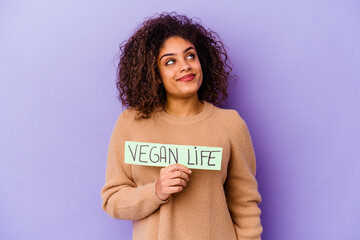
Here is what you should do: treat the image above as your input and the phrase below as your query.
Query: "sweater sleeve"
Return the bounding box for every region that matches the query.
[100,112,169,221]
[224,111,263,240]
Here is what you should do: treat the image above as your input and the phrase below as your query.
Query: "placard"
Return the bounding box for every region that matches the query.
[124,141,222,170]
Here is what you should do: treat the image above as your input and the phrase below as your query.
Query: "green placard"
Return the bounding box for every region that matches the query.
[124,141,222,170]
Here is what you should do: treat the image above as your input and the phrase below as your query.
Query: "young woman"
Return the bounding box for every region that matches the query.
[100,13,263,240]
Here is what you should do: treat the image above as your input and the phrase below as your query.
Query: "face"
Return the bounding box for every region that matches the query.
[156,36,203,100]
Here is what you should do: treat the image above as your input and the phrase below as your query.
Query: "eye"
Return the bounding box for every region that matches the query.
[187,53,195,60]
[165,59,175,66]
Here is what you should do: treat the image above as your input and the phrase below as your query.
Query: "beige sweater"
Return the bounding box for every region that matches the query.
[100,101,263,239]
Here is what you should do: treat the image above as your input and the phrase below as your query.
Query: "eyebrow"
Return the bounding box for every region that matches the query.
[159,46,195,61]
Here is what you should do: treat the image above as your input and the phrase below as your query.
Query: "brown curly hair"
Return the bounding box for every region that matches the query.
[116,12,234,119]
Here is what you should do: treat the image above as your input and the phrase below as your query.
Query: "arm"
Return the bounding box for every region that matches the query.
[224,111,263,239]
[100,113,169,221]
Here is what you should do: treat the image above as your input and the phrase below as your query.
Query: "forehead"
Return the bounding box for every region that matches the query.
[159,36,195,53]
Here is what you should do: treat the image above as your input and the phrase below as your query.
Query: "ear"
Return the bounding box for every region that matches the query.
[157,78,162,84]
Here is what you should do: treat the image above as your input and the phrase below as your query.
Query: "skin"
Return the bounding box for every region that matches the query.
[156,36,204,117]
[154,36,204,200]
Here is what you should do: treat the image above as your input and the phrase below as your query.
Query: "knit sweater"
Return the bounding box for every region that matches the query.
[100,101,263,240]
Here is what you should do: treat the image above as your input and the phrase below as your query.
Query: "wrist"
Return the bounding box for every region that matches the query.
[154,180,169,201]
[155,191,169,201]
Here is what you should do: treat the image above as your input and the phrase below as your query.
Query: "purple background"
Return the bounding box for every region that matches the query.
[1,1,359,239]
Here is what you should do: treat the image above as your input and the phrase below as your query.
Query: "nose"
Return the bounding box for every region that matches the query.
[180,60,191,72]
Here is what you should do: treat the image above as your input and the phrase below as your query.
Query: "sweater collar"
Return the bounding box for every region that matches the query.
[156,101,214,124]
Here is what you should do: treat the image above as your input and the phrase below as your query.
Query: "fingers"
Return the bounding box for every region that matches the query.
[160,164,191,181]
[169,170,190,181]
[168,178,187,187]
[162,163,192,174]
[155,164,192,200]
[155,180,186,200]
[167,186,185,194]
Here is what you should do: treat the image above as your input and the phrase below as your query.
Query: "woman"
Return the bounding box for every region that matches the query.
[100,12,263,240]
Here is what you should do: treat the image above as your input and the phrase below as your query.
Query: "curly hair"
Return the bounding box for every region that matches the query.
[116,12,235,119]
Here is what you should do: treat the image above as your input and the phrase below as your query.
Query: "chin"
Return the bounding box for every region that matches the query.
[179,89,200,99]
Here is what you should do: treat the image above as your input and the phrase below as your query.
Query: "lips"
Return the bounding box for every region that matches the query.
[178,73,195,82]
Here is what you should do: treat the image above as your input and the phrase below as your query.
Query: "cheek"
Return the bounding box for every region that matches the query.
[197,63,203,82]
[160,67,174,79]
[159,70,176,90]
[195,60,203,75]
[158,69,169,85]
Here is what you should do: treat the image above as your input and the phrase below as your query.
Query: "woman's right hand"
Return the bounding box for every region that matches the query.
[155,164,192,201]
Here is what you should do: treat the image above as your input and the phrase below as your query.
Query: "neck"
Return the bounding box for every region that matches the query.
[164,94,204,117]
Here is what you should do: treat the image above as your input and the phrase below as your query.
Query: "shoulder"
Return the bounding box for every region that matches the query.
[117,108,137,121]
[113,107,157,136]
[212,105,248,131]
[211,105,255,154]
[210,104,253,143]
[111,108,141,136]
[114,108,137,125]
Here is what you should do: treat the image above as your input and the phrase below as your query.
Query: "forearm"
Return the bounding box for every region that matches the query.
[101,181,168,220]
[232,203,262,240]
[226,176,263,239]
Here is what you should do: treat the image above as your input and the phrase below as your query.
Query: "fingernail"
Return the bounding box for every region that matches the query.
[188,170,192,173]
